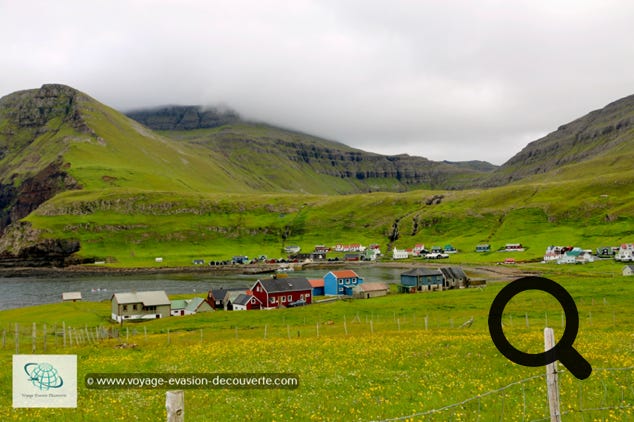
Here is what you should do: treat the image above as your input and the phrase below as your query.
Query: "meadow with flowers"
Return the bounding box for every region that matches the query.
[1,265,633,421]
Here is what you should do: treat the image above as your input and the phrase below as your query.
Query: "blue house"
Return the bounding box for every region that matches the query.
[323,270,364,295]
[399,268,444,292]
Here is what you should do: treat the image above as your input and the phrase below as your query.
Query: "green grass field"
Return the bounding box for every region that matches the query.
[1,266,633,421]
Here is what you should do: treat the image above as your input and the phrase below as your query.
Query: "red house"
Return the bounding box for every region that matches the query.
[251,277,313,309]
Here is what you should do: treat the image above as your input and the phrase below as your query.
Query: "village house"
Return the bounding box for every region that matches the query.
[622,265,634,276]
[111,291,171,322]
[596,246,616,258]
[615,244,634,262]
[399,268,444,292]
[544,246,568,262]
[334,243,365,252]
[250,277,313,309]
[475,244,491,252]
[207,288,235,310]
[412,244,426,256]
[392,247,409,260]
[557,248,595,264]
[232,293,262,311]
[62,292,82,302]
[308,278,325,296]
[284,245,301,254]
[323,270,364,295]
[444,244,457,253]
[439,267,469,288]
[504,243,525,252]
[352,282,389,299]
[171,297,214,316]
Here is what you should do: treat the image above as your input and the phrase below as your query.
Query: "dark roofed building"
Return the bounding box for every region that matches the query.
[251,277,313,309]
[207,288,231,309]
[399,268,444,292]
[439,266,469,289]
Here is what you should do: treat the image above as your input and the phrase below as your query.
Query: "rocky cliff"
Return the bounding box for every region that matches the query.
[0,85,84,265]
[484,93,634,185]
[126,105,240,130]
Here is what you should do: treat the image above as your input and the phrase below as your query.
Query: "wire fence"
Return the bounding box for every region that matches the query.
[375,367,634,421]
[2,319,633,420]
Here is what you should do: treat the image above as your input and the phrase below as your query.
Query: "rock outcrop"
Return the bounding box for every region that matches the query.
[126,105,240,131]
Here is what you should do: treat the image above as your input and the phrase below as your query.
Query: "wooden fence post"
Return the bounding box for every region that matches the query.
[166,390,184,422]
[544,327,561,422]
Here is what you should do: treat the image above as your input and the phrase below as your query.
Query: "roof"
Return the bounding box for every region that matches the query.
[184,297,207,312]
[440,267,468,280]
[354,282,389,292]
[171,299,188,310]
[233,293,258,306]
[210,288,230,300]
[308,278,324,288]
[329,270,360,279]
[401,268,443,277]
[62,292,82,300]
[112,291,170,306]
[256,277,312,293]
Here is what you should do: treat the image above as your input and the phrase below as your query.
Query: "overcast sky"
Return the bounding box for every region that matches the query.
[2,1,634,164]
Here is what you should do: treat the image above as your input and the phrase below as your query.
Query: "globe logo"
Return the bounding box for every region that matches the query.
[24,362,64,390]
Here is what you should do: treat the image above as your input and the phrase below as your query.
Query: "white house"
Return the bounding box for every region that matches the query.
[623,265,634,276]
[615,244,634,262]
[557,248,595,264]
[392,247,409,260]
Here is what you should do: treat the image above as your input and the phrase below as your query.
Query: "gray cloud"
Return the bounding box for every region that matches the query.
[2,0,634,164]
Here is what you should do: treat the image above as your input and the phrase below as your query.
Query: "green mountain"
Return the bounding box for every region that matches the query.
[1,84,634,267]
[126,105,497,192]
[485,94,634,186]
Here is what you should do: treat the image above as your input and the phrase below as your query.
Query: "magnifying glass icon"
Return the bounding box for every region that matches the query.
[488,276,592,380]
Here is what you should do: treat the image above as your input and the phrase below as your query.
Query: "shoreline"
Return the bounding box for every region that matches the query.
[0,260,534,281]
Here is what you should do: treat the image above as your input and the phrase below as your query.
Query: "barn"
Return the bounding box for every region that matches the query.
[251,277,313,309]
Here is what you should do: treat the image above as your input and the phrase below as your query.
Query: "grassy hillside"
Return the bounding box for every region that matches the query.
[1,268,633,420]
[3,85,634,267]
[24,165,634,266]
[486,93,634,185]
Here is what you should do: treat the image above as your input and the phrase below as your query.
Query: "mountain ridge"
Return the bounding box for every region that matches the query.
[485,93,634,185]
[2,84,634,267]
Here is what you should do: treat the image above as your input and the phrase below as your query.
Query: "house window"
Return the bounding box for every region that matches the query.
[300,294,304,300]
[270,297,276,304]
[122,305,128,311]
[338,279,343,285]
[281,296,286,303]
[251,298,256,304]
[133,304,137,310]
[338,287,343,292]
[306,293,310,299]
[256,286,261,292]
[288,295,292,302]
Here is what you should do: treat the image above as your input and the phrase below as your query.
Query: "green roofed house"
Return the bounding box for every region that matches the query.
[111,291,171,322]
[171,297,214,316]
